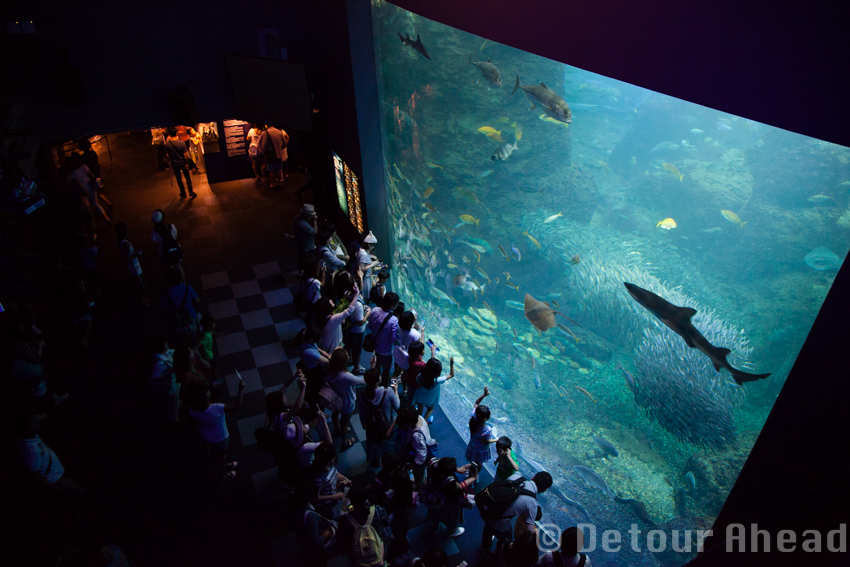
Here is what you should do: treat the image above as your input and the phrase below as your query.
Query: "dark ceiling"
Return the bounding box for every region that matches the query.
[389,0,850,148]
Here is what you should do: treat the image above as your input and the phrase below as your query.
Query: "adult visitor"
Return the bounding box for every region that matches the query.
[185,376,245,482]
[294,204,318,269]
[346,273,370,375]
[367,292,400,387]
[423,456,478,538]
[357,367,400,467]
[480,471,553,558]
[413,357,456,423]
[150,210,185,280]
[259,124,288,188]
[315,282,359,354]
[324,348,366,450]
[163,127,196,198]
[356,231,382,300]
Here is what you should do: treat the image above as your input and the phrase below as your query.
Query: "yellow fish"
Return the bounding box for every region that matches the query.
[506,281,520,291]
[459,214,479,225]
[486,132,504,142]
[662,163,684,181]
[473,249,481,263]
[721,210,746,227]
[498,244,511,261]
[424,187,434,198]
[656,218,677,230]
[513,123,522,141]
[477,126,500,135]
[447,263,458,269]
[522,230,542,249]
[423,202,437,212]
[425,163,443,170]
[496,116,511,123]
[538,114,569,128]
[462,255,470,264]
[808,194,835,204]
[543,212,563,224]
[503,271,511,280]
[475,266,490,280]
[480,40,488,51]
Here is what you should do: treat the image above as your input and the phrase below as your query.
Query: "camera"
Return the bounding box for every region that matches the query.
[467,463,478,477]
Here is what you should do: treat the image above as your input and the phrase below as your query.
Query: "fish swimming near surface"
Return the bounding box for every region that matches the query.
[513,74,572,123]
[522,230,541,249]
[716,122,732,130]
[720,210,746,227]
[574,465,614,501]
[690,129,704,134]
[459,214,479,225]
[399,33,430,60]
[468,55,502,87]
[544,212,563,223]
[623,282,771,385]
[524,293,582,335]
[593,436,619,458]
[685,472,696,490]
[662,163,683,181]
[656,218,677,230]
[492,139,519,161]
[511,243,521,261]
[803,247,843,271]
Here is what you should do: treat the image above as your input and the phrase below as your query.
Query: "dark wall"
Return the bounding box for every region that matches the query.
[4,0,315,138]
[388,0,850,148]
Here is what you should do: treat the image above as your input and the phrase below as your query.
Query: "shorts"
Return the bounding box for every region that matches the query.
[265,159,282,172]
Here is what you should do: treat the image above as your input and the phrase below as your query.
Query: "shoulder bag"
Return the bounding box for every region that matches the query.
[363,313,391,353]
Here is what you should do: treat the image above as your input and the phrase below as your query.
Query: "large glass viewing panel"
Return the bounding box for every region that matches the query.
[370,2,849,564]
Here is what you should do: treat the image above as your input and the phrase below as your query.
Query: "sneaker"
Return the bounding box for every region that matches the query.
[179,193,187,199]
[189,192,198,199]
[427,415,434,424]
[353,366,366,375]
[225,461,238,471]
[447,527,465,538]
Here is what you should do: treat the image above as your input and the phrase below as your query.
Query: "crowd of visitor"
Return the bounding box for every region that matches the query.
[2,137,591,566]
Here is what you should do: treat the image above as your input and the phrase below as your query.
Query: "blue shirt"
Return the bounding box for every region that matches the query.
[299,343,322,370]
[318,246,346,271]
[367,308,399,356]
[164,284,199,320]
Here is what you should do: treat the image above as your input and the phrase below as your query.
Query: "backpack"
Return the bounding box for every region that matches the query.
[347,507,385,567]
[369,283,384,305]
[154,223,184,265]
[420,462,454,509]
[363,390,390,441]
[474,476,536,520]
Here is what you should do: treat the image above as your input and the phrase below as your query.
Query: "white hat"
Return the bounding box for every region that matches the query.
[301,204,316,215]
[364,231,377,244]
[151,210,163,223]
[284,416,304,446]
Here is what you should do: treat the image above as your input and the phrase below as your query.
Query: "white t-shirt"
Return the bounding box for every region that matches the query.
[393,328,421,370]
[349,296,367,334]
[304,278,322,304]
[150,224,178,256]
[484,473,539,532]
[18,435,65,484]
[69,165,94,193]
[189,403,229,443]
[247,128,262,146]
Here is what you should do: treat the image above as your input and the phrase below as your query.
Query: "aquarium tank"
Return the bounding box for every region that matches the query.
[369,2,849,565]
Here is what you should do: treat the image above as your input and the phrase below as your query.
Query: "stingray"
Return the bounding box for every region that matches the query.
[523,293,581,340]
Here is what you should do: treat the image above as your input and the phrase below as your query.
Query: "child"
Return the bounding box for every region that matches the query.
[309,442,351,519]
[185,376,245,482]
[465,387,497,476]
[115,222,150,306]
[194,315,220,384]
[369,269,390,305]
[494,436,519,480]
[412,357,455,422]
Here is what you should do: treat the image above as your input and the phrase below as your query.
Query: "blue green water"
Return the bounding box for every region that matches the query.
[370,2,849,564]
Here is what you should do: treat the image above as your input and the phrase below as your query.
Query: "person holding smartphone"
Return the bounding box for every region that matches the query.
[185,372,246,482]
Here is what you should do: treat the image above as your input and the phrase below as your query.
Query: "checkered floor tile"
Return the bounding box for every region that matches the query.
[201,260,483,567]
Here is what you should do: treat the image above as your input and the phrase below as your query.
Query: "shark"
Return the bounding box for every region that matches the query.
[624,282,770,385]
[398,33,430,60]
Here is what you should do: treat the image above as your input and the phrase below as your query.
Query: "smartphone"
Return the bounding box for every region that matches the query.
[426,338,440,352]
[391,378,398,386]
